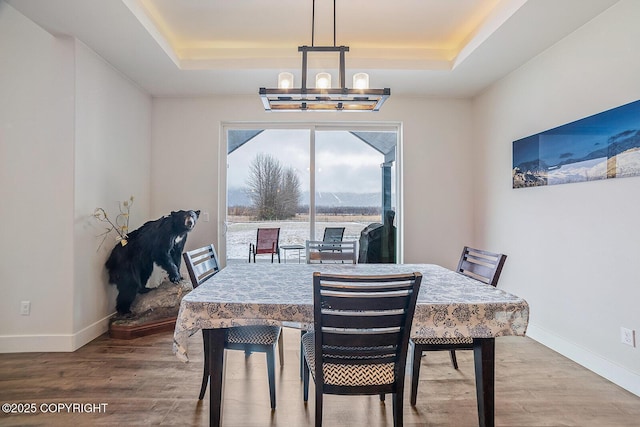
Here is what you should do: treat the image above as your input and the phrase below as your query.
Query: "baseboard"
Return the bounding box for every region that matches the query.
[526,323,640,397]
[72,313,115,350]
[0,313,114,353]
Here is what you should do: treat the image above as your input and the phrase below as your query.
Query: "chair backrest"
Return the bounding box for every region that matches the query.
[306,240,357,264]
[183,244,220,288]
[255,228,280,254]
[312,272,422,395]
[322,227,345,243]
[456,246,507,287]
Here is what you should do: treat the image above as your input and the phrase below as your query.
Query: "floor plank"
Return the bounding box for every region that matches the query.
[0,328,638,426]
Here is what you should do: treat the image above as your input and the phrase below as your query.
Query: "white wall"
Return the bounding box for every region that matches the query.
[0,3,152,352]
[73,41,151,346]
[472,0,640,395]
[0,2,75,351]
[151,96,474,268]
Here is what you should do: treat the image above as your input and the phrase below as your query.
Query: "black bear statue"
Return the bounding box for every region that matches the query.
[106,209,200,314]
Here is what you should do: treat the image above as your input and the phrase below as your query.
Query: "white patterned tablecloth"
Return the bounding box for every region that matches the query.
[173,263,529,362]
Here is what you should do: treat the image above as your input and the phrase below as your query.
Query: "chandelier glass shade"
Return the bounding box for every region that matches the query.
[277,72,294,89]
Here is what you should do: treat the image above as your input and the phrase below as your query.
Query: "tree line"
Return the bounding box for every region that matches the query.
[228,205,381,217]
[236,153,380,220]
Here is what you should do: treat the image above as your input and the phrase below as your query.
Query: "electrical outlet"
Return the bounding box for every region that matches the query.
[620,327,635,347]
[20,301,30,316]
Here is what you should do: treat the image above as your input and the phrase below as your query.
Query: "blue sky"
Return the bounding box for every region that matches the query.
[513,100,640,167]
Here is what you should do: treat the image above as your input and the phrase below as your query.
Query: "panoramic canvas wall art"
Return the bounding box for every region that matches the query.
[512,100,640,189]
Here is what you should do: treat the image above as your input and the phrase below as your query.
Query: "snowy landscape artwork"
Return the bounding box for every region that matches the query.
[512,100,640,188]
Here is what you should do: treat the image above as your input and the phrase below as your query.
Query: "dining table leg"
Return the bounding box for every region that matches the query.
[206,328,227,427]
[473,338,495,427]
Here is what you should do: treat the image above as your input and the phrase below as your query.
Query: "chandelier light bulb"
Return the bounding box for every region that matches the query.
[315,72,331,89]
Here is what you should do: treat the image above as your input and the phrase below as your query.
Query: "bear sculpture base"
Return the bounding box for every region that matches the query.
[109,279,192,340]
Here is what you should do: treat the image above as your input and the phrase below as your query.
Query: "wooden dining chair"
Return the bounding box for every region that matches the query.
[409,246,507,406]
[302,272,422,427]
[249,227,281,263]
[183,244,283,408]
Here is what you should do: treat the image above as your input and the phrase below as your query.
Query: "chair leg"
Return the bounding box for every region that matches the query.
[199,330,210,400]
[299,330,304,379]
[198,371,209,400]
[449,350,459,369]
[315,381,323,427]
[302,356,310,402]
[278,331,284,367]
[266,346,277,409]
[410,343,423,406]
[393,391,403,427]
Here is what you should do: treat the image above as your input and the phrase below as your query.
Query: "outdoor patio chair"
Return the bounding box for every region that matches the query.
[249,227,281,263]
[409,246,507,406]
[322,226,345,243]
[183,244,283,407]
[302,272,422,427]
[306,240,357,264]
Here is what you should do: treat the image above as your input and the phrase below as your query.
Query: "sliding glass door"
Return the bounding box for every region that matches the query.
[225,128,311,262]
[314,129,396,242]
[221,123,400,265]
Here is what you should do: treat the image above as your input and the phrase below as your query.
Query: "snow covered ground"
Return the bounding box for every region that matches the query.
[225,218,378,262]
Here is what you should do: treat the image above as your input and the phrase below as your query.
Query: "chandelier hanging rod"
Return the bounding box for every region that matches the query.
[311,0,336,48]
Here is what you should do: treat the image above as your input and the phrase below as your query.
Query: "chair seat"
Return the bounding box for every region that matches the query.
[302,332,396,386]
[412,336,473,345]
[227,325,281,345]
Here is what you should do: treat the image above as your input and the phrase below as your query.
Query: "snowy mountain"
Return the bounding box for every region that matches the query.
[228,188,381,207]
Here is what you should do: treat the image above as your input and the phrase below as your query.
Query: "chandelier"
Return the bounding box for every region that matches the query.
[259,0,390,112]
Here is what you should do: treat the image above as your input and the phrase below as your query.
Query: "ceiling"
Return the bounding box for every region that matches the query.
[7,0,619,97]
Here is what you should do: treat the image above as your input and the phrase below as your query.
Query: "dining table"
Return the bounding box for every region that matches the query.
[173,263,529,427]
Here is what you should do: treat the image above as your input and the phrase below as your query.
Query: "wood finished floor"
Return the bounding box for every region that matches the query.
[0,327,638,426]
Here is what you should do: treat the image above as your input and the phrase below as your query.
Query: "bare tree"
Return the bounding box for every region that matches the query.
[246,153,301,220]
[279,167,302,218]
